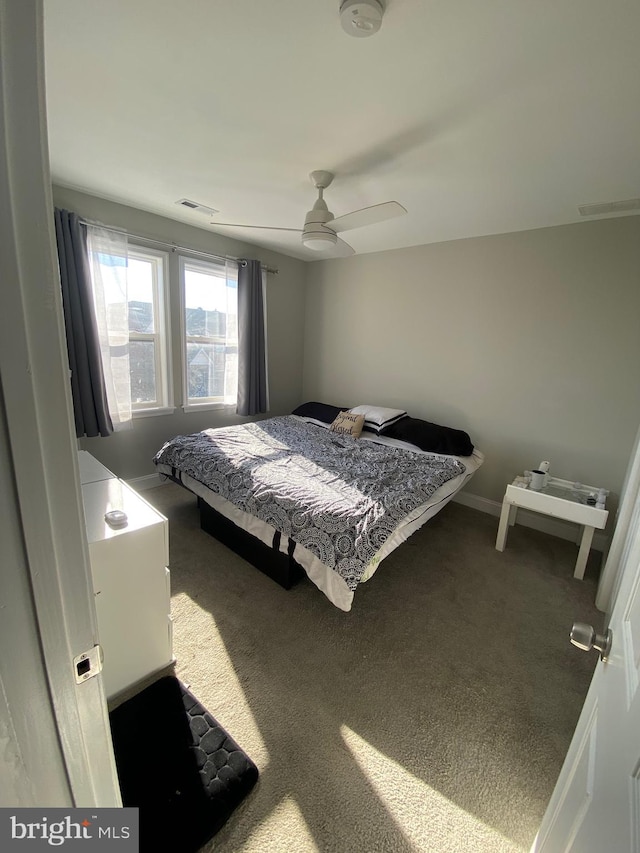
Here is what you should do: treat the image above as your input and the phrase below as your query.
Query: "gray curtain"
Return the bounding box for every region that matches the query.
[54,208,113,437]
[236,259,268,416]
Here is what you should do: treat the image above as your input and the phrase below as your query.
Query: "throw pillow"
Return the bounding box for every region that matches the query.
[329,411,365,438]
[382,416,474,456]
[291,401,351,425]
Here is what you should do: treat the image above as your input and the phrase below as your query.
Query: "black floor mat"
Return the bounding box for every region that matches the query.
[109,675,259,852]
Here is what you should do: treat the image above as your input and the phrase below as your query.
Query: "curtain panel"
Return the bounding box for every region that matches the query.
[54,208,113,437]
[86,226,132,429]
[236,259,269,416]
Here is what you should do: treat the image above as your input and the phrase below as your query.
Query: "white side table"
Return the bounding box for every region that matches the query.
[495,476,608,579]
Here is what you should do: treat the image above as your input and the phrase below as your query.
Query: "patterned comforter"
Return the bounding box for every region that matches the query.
[153,416,466,591]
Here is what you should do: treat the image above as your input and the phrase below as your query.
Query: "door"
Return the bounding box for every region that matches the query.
[532,439,640,851]
[0,0,121,806]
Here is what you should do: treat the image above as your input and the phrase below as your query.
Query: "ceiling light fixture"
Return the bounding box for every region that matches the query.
[301,228,338,251]
[339,0,384,38]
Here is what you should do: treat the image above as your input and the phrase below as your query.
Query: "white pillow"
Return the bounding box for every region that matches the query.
[349,405,408,435]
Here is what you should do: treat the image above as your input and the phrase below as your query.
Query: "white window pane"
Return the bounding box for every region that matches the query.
[184,267,237,339]
[182,258,238,406]
[93,253,128,343]
[129,340,157,404]
[187,342,237,400]
[128,257,155,333]
[96,252,127,304]
[185,305,230,338]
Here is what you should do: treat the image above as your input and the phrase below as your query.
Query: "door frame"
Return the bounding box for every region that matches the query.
[0,0,120,806]
[596,423,640,616]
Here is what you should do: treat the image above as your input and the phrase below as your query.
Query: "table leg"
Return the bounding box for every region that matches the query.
[508,505,518,527]
[574,525,595,580]
[496,499,511,552]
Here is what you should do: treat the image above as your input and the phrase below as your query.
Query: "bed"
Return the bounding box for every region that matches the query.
[153,403,483,611]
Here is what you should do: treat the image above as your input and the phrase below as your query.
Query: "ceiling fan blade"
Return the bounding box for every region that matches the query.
[210,222,302,233]
[334,237,356,256]
[326,201,407,233]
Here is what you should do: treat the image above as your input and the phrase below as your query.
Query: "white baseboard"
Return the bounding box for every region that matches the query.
[452,490,608,553]
[126,473,166,492]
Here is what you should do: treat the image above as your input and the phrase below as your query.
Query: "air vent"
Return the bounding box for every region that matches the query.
[578,198,640,217]
[175,198,219,216]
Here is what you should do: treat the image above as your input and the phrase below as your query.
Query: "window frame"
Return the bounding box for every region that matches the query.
[127,244,174,417]
[179,254,238,412]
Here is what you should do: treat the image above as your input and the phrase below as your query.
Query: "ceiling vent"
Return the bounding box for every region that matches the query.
[175,198,219,216]
[578,198,640,216]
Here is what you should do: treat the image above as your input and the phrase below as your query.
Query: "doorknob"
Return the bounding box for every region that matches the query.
[570,622,612,660]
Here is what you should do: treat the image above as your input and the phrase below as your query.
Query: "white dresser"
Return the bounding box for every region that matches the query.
[79,452,173,700]
[78,450,117,485]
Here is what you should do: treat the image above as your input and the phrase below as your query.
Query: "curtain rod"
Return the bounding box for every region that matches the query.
[78,217,279,275]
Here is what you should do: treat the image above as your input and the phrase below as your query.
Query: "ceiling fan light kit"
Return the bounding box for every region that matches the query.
[339,0,384,37]
[302,230,338,251]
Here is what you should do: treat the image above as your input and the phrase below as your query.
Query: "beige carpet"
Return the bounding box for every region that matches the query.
[143,483,602,853]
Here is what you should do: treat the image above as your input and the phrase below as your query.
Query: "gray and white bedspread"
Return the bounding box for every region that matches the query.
[153,416,466,591]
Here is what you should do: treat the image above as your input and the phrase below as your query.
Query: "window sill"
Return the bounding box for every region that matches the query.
[132,406,177,418]
[182,402,236,414]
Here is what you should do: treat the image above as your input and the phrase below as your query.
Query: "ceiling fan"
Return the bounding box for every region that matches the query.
[210,171,407,256]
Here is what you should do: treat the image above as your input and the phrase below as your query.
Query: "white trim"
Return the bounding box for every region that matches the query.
[0,364,72,804]
[453,490,501,517]
[133,406,177,418]
[126,473,167,491]
[0,0,120,806]
[453,490,608,553]
[261,266,270,411]
[182,401,235,414]
[179,254,239,409]
[595,423,640,614]
[126,243,173,411]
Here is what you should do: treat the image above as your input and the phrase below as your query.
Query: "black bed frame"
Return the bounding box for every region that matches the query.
[197,498,305,590]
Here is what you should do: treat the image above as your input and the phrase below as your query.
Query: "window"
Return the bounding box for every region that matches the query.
[126,247,171,412]
[180,256,238,408]
[86,230,242,418]
[87,234,172,417]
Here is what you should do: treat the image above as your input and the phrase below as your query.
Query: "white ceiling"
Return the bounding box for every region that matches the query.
[43,0,640,262]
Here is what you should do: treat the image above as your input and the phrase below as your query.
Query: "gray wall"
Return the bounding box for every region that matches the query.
[52,186,307,478]
[303,217,640,519]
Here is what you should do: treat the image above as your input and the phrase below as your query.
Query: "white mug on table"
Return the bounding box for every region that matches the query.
[529,470,546,490]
